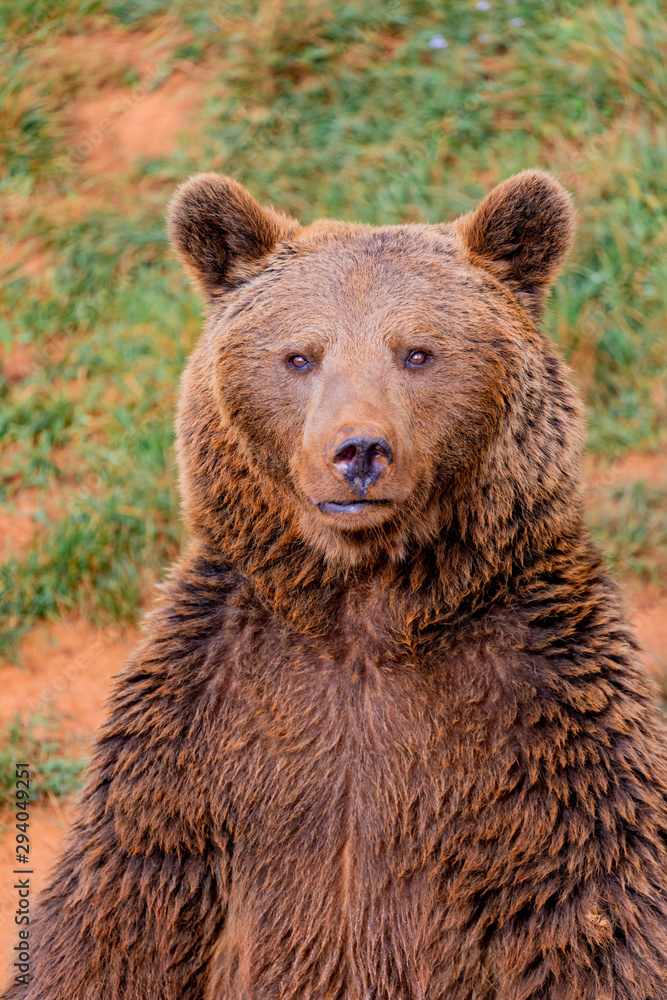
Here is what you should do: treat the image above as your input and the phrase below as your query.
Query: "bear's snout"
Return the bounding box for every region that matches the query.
[328,433,393,496]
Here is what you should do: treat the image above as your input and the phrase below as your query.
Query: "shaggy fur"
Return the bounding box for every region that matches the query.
[5,171,667,1000]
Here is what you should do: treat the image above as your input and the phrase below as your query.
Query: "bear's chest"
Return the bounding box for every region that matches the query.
[204,617,502,1000]
[217,615,459,840]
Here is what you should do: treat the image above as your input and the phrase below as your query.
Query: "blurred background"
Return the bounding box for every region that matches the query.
[0,0,665,962]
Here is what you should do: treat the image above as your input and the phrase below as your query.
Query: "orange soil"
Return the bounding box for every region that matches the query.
[0,343,35,386]
[0,500,41,563]
[0,621,139,976]
[66,67,203,176]
[55,23,208,177]
[626,587,667,680]
[584,449,667,492]
[51,23,192,77]
[0,618,140,736]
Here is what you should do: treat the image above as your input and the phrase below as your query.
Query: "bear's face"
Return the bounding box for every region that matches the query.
[169,172,577,567]
[212,229,528,551]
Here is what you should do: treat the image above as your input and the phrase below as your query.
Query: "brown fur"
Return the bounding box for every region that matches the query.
[5,171,667,1000]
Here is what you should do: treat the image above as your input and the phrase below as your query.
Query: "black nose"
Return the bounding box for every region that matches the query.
[331,436,393,491]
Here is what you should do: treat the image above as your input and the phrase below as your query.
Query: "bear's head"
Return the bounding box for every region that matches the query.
[168,171,582,598]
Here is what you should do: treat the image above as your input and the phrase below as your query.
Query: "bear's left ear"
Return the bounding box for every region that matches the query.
[456,170,574,320]
[167,173,299,299]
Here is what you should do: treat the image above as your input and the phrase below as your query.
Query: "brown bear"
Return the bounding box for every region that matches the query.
[4,170,667,1000]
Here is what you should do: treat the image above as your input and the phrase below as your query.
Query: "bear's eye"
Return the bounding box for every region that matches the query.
[287,355,311,370]
[405,350,431,368]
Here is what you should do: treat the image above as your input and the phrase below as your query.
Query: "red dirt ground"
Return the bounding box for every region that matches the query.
[66,66,203,176]
[0,620,140,977]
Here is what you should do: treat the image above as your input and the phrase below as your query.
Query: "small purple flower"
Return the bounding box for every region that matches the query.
[475,1,492,10]
[509,16,525,26]
[428,34,448,49]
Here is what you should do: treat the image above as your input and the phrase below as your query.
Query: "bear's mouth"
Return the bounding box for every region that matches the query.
[312,499,390,515]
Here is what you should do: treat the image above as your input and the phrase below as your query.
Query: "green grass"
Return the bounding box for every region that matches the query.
[590,481,667,585]
[0,712,88,807]
[0,0,666,656]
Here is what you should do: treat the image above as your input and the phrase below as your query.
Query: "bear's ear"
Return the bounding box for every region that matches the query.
[456,170,574,320]
[167,173,299,299]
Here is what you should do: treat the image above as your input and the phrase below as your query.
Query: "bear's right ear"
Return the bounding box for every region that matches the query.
[456,170,574,320]
[167,173,299,299]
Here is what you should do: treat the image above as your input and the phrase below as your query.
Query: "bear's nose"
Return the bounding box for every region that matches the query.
[331,436,393,491]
